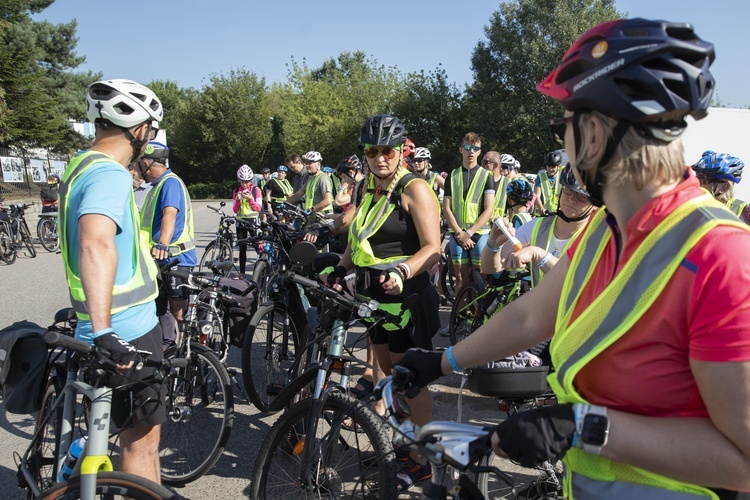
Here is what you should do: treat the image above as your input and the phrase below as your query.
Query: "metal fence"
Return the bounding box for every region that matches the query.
[0,146,70,201]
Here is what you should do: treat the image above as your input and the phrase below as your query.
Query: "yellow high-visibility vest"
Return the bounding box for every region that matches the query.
[140,172,195,255]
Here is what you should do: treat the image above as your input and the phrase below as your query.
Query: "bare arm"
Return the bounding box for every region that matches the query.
[286,189,304,205]
[152,206,177,260]
[312,192,333,213]
[78,213,118,333]
[598,360,750,491]
[534,185,545,213]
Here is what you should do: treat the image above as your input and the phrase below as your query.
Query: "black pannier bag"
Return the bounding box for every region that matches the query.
[220,276,258,347]
[0,321,48,414]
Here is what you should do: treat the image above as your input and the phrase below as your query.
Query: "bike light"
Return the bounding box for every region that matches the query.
[357,304,372,318]
[199,320,213,336]
[367,300,379,311]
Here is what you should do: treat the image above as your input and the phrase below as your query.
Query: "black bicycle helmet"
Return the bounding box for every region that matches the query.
[359,114,408,146]
[506,178,534,203]
[538,18,715,140]
[141,141,169,161]
[335,155,362,174]
[544,151,563,167]
[559,164,589,197]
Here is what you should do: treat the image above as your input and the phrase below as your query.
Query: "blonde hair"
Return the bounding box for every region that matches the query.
[575,111,685,191]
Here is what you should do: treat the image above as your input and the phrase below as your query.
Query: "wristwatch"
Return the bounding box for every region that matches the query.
[574,403,609,455]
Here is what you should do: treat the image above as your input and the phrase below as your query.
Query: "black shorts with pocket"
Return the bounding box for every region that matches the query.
[109,323,166,429]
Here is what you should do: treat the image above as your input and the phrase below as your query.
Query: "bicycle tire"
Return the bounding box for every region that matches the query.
[37,218,59,253]
[440,253,456,301]
[20,220,37,258]
[160,343,234,485]
[29,380,61,494]
[199,239,233,271]
[251,391,397,499]
[241,303,305,413]
[0,226,16,264]
[37,471,175,499]
[449,282,483,345]
[252,257,272,303]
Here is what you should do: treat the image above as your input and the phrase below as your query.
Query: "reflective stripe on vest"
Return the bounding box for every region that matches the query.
[59,152,159,320]
[493,176,509,218]
[528,215,585,288]
[726,197,747,218]
[305,173,333,213]
[450,166,491,234]
[140,172,195,255]
[549,193,747,499]
[270,178,293,203]
[538,170,561,212]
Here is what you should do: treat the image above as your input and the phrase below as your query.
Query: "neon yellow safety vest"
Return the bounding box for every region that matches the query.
[350,171,439,330]
[304,173,333,214]
[493,176,509,219]
[449,166,492,234]
[510,211,532,228]
[726,197,748,218]
[538,169,561,213]
[528,215,586,288]
[270,178,293,204]
[140,172,195,256]
[59,151,158,320]
[550,193,748,500]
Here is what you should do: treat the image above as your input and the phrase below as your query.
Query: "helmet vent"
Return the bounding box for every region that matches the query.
[113,102,135,116]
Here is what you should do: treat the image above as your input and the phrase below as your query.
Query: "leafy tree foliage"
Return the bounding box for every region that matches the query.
[466,0,621,171]
[394,65,468,173]
[0,1,98,152]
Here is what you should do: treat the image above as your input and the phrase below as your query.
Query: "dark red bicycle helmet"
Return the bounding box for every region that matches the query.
[538,18,715,139]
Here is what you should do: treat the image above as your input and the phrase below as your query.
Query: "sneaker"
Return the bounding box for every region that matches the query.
[437,325,450,338]
[395,457,431,492]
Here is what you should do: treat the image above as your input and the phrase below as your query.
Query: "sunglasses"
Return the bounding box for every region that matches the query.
[481,159,498,166]
[414,158,428,163]
[462,144,481,152]
[549,115,576,146]
[562,185,589,203]
[364,145,402,159]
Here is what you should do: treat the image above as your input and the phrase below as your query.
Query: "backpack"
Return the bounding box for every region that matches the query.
[0,321,49,414]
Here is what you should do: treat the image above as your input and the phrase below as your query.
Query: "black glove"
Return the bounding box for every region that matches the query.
[393,348,444,397]
[93,331,139,366]
[326,265,347,288]
[493,403,576,468]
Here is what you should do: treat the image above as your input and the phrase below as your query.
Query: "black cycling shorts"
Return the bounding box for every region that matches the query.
[165,265,192,301]
[110,323,166,429]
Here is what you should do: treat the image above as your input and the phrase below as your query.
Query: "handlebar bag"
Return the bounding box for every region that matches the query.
[0,321,48,414]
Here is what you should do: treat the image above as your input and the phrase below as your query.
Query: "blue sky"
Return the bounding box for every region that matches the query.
[35,0,749,108]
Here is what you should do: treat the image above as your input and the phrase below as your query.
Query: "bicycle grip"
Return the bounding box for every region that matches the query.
[289,272,320,290]
[166,267,191,281]
[44,330,92,354]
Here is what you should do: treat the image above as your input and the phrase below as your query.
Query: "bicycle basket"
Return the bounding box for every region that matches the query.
[0,321,49,414]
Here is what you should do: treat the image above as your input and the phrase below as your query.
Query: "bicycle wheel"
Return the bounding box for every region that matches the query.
[29,380,61,494]
[251,391,397,499]
[0,226,16,264]
[199,239,233,271]
[20,220,37,258]
[160,343,234,485]
[37,218,59,253]
[449,282,483,345]
[241,303,304,413]
[440,253,456,302]
[476,452,563,500]
[38,471,175,499]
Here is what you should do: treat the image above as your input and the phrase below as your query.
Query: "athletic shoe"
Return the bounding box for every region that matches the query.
[437,325,450,337]
[395,457,432,492]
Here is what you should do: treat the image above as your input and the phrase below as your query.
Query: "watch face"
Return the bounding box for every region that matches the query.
[581,414,608,446]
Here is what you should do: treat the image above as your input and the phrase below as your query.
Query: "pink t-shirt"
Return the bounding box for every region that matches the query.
[565,172,750,418]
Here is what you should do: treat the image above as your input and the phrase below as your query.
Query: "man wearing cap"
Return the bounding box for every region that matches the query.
[138,141,196,347]
[265,165,294,217]
[286,151,333,214]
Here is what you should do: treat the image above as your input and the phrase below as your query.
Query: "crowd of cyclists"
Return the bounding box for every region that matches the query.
[4,15,750,500]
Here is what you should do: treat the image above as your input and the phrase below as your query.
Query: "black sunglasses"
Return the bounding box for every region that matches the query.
[548,115,575,146]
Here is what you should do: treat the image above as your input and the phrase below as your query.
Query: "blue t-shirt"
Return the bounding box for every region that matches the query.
[65,158,157,343]
[150,170,197,267]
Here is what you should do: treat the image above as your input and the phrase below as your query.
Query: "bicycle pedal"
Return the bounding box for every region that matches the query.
[225,368,238,377]
[266,383,284,396]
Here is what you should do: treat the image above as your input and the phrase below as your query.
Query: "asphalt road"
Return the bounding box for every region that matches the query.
[0,199,539,499]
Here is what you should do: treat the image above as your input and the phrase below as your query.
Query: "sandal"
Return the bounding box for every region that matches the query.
[350,376,374,399]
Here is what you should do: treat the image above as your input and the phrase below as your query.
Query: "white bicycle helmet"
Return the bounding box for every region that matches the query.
[237,164,254,181]
[515,159,521,170]
[86,79,163,128]
[302,151,323,163]
[500,154,516,168]
[414,147,431,160]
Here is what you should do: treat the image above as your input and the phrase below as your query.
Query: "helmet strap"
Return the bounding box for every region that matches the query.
[555,205,594,223]
[124,123,152,166]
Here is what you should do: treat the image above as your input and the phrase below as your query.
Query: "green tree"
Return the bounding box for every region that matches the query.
[0,1,98,152]
[466,0,621,171]
[394,65,468,173]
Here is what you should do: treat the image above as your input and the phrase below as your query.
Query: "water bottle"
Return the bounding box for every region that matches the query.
[486,297,501,317]
[58,436,87,482]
